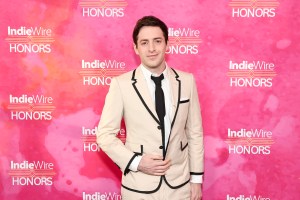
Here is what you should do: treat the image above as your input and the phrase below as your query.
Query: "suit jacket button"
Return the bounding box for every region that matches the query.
[159,146,163,149]
[157,126,161,130]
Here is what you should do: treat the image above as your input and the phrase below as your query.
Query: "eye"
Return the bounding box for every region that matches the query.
[155,39,162,44]
[140,41,148,46]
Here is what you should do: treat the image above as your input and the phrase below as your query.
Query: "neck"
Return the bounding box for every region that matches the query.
[143,63,166,75]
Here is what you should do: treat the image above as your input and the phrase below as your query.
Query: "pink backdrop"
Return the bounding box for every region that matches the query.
[1,0,299,199]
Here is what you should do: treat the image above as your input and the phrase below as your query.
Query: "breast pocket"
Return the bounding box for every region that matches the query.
[177,98,190,121]
[179,99,190,104]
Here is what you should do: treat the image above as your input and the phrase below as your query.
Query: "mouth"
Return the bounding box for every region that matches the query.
[147,54,158,59]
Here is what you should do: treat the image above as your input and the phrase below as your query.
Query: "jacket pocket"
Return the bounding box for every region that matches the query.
[126,141,144,156]
[179,99,190,104]
[180,141,188,151]
[134,145,143,156]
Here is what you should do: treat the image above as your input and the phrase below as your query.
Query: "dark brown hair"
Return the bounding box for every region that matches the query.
[132,16,168,46]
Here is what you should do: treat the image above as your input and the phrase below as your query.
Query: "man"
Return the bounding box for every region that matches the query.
[97,16,204,200]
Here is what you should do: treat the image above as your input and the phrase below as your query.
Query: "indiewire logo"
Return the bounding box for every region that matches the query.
[229,0,279,18]
[81,126,126,152]
[166,27,202,55]
[9,161,55,186]
[79,0,128,17]
[5,26,54,53]
[225,128,274,155]
[227,60,277,87]
[79,59,126,86]
[227,194,270,200]
[83,192,121,200]
[8,94,55,120]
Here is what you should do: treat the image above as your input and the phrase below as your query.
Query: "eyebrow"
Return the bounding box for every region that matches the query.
[139,37,163,42]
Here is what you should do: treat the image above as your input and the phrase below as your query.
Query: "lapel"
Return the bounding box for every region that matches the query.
[131,66,182,158]
[168,68,181,129]
[131,66,181,129]
[164,67,181,157]
[131,66,160,125]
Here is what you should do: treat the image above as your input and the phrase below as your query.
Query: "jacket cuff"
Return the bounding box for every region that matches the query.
[190,172,204,175]
[124,153,139,176]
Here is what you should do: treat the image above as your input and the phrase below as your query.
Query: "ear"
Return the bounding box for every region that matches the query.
[133,43,139,55]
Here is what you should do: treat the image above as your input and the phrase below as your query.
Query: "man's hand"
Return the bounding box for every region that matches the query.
[190,183,202,200]
[137,154,171,176]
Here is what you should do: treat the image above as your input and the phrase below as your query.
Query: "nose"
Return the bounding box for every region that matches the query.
[149,41,155,52]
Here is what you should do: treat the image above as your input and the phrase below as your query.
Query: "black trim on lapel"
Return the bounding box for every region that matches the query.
[164,68,181,158]
[131,69,166,159]
[170,68,181,128]
[131,69,160,125]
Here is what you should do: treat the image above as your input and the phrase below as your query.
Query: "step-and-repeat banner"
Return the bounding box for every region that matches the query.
[1,0,299,199]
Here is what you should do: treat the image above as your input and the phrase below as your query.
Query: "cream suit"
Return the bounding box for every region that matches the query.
[96,65,204,195]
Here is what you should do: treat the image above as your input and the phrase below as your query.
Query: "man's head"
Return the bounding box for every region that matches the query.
[132,16,169,73]
[133,16,168,46]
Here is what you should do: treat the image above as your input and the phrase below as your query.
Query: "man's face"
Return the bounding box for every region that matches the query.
[134,26,168,72]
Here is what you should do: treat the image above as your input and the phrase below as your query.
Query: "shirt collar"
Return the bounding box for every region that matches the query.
[141,63,169,81]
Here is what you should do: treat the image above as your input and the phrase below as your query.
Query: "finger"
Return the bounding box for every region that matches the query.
[163,159,171,166]
[164,159,171,167]
[155,158,171,165]
[155,163,171,171]
[154,169,166,174]
[190,191,195,200]
[163,158,171,162]
[156,160,171,169]
[153,171,166,176]
[150,155,163,160]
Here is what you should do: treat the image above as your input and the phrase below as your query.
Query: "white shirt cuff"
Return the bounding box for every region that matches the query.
[190,175,203,183]
[129,155,142,172]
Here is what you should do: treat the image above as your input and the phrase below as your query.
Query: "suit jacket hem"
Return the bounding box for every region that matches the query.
[121,175,190,194]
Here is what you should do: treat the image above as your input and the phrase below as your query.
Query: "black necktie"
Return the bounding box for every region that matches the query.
[151,74,165,125]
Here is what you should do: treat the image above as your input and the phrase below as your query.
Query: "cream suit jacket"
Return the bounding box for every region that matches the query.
[97,65,204,194]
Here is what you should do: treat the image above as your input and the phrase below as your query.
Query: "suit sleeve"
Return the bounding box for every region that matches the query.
[96,77,137,175]
[186,74,204,176]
